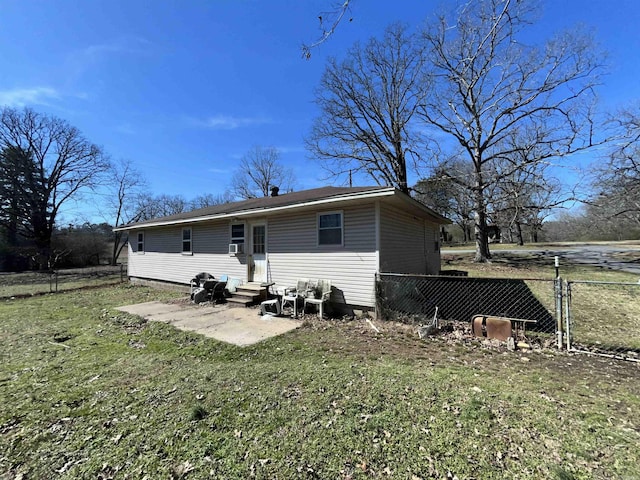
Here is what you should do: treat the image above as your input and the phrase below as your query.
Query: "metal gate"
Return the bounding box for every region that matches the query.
[565,280,640,362]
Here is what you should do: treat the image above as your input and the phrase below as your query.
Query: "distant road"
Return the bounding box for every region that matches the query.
[443,244,640,276]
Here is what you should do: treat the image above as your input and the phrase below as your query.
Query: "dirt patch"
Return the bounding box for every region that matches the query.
[294,315,640,379]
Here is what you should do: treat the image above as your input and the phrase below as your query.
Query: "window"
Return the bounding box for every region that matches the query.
[318,212,343,246]
[252,225,265,254]
[231,223,245,245]
[137,232,144,253]
[182,227,192,254]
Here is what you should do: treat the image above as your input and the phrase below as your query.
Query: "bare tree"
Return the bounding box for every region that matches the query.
[136,193,189,221]
[190,192,235,209]
[491,159,563,244]
[0,107,110,269]
[418,0,606,261]
[105,158,148,265]
[302,0,353,59]
[414,161,475,242]
[307,23,428,194]
[230,146,295,199]
[124,191,233,226]
[591,106,640,224]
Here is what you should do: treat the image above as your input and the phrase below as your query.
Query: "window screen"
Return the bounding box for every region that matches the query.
[318,212,343,245]
[182,228,192,253]
[231,223,245,244]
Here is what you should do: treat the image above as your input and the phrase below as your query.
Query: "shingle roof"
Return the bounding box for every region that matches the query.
[119,186,395,229]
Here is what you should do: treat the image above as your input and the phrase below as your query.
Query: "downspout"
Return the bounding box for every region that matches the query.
[375,201,381,274]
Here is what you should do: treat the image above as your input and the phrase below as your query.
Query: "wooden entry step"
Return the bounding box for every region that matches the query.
[226,282,269,307]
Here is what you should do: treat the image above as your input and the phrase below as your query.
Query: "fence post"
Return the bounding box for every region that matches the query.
[120,263,124,283]
[554,256,563,349]
[555,276,563,349]
[564,280,571,351]
[49,270,58,293]
[374,272,380,321]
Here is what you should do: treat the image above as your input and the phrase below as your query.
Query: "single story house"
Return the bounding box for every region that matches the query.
[115,186,450,313]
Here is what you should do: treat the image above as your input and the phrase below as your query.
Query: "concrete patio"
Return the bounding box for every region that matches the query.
[115,301,301,346]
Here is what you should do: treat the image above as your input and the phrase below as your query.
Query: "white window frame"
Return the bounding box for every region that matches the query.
[182,227,192,255]
[136,231,144,253]
[317,210,344,247]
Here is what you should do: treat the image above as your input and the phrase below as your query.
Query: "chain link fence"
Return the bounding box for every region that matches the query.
[565,280,640,362]
[0,265,126,299]
[376,273,558,335]
[376,273,640,361]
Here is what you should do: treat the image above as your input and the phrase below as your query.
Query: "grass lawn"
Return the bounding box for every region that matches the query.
[1,284,640,479]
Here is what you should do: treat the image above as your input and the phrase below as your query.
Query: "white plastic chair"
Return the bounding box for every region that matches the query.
[260,298,281,316]
[303,279,331,318]
[260,284,283,316]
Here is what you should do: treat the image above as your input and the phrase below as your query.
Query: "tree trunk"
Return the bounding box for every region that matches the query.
[530,222,540,243]
[112,231,128,265]
[474,210,491,262]
[112,232,122,265]
[515,221,524,246]
[396,147,409,195]
[473,165,491,262]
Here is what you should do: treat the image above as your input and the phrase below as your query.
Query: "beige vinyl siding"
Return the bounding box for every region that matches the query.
[424,223,441,274]
[127,223,247,284]
[267,204,377,307]
[379,204,441,275]
[127,202,437,308]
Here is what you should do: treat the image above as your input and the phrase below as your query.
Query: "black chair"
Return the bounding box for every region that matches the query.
[203,277,227,302]
[190,272,227,303]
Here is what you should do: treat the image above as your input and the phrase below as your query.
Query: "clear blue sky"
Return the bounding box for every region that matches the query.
[1,0,639,223]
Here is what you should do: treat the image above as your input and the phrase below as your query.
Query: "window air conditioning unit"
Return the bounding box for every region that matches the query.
[228,243,243,255]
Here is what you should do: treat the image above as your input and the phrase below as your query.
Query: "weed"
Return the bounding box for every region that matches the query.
[189,404,207,421]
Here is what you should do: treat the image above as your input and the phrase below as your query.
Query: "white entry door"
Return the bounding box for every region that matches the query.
[250,223,267,283]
